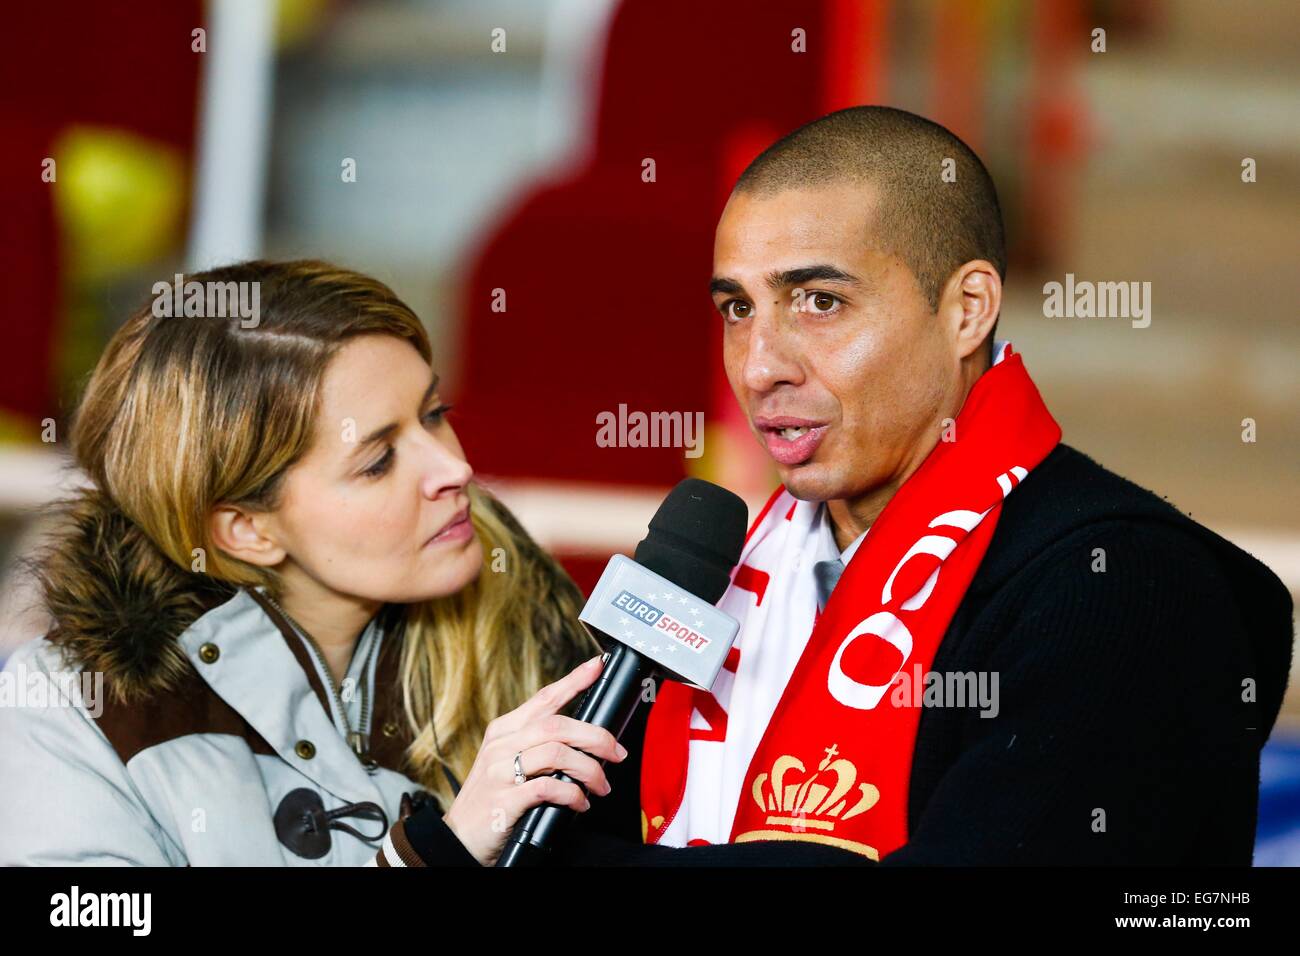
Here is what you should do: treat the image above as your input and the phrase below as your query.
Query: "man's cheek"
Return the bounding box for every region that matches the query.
[721,355,745,396]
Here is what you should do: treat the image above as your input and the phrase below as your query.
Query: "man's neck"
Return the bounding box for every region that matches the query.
[825,352,990,553]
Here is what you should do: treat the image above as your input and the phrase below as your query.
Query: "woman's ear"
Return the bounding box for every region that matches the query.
[208,504,287,568]
[943,260,1001,362]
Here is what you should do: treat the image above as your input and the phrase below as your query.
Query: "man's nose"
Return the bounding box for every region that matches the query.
[741,310,804,394]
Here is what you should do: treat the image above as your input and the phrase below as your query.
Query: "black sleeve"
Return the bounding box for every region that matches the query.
[547,521,1261,866]
[399,804,482,867]
[372,806,480,867]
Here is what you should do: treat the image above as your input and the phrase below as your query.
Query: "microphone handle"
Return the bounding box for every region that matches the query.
[495,642,658,867]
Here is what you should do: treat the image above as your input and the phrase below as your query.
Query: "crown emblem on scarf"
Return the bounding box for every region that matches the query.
[734,743,882,859]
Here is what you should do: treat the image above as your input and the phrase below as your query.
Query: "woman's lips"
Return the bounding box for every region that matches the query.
[425,507,473,547]
[755,420,829,466]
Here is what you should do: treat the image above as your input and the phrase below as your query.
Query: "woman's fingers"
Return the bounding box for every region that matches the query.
[509,775,591,817]
[511,741,612,796]
[506,713,627,766]
[445,656,614,865]
[485,654,605,740]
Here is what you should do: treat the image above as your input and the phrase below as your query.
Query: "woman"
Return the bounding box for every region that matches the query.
[0,260,627,866]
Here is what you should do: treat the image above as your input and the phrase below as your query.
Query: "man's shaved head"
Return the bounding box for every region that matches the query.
[733,106,1006,318]
[714,105,1008,532]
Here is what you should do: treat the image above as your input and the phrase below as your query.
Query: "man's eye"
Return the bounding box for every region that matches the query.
[797,291,841,314]
[722,300,752,322]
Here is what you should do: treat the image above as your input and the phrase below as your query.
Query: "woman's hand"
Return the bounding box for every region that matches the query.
[442,655,628,865]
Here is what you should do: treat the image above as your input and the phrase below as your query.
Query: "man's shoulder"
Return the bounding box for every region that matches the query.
[957,443,1293,738]
[1002,442,1192,540]
[974,443,1240,596]
[971,443,1293,712]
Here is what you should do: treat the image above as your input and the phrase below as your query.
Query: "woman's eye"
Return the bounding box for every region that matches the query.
[798,291,841,314]
[422,402,454,426]
[722,300,752,322]
[360,404,455,479]
[361,448,394,478]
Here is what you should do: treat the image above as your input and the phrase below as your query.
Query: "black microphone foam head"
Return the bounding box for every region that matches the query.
[633,478,748,604]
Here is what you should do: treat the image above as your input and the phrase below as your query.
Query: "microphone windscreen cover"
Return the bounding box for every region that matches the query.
[633,478,748,604]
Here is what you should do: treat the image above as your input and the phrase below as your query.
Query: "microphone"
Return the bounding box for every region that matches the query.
[495,477,747,867]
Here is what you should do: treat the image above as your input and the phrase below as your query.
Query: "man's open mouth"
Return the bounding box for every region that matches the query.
[753,416,829,466]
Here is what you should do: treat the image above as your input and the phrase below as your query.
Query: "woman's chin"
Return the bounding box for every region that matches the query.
[350,537,485,605]
[415,537,484,600]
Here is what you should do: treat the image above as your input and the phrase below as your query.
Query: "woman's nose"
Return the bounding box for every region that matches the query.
[418,436,473,499]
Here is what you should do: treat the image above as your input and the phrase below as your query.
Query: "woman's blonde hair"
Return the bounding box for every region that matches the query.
[36,259,598,810]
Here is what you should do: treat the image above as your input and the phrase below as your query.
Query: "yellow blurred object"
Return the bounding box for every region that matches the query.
[274,0,333,50]
[52,126,187,283]
[0,409,41,445]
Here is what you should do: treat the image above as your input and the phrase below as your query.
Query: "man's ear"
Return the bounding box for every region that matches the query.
[941,260,1001,362]
[208,504,286,568]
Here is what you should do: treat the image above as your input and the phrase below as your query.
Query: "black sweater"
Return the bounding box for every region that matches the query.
[410,444,1295,866]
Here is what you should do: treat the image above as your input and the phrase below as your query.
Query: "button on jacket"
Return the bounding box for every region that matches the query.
[0,586,474,865]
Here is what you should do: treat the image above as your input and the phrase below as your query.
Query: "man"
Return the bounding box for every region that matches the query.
[407,106,1294,866]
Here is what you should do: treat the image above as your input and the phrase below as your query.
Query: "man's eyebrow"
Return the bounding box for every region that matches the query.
[708,265,864,299]
[709,276,745,297]
[766,264,862,289]
[348,374,440,458]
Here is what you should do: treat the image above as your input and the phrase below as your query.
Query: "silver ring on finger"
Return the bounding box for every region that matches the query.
[513,751,527,786]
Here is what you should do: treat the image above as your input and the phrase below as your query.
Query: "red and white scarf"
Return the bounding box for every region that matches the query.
[640,344,1061,859]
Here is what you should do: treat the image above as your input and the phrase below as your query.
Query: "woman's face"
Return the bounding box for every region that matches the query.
[260,334,483,604]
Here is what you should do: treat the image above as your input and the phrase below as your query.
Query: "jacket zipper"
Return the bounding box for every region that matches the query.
[261,593,380,773]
